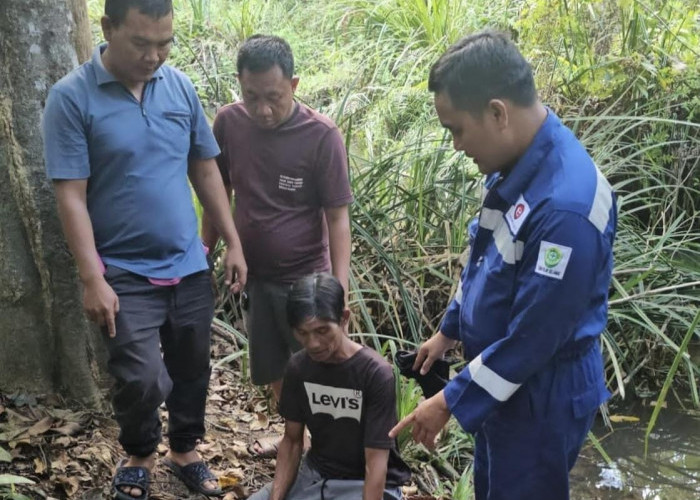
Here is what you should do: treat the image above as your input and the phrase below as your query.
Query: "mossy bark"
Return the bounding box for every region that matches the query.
[0,0,107,407]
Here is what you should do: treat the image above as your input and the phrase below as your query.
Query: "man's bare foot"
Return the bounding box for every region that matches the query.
[116,453,155,498]
[166,450,219,493]
[249,431,311,457]
[249,435,280,458]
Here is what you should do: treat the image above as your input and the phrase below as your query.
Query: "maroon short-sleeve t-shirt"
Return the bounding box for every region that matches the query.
[213,102,353,283]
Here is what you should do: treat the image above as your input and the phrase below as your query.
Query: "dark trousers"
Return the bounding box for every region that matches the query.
[473,343,608,500]
[104,266,214,457]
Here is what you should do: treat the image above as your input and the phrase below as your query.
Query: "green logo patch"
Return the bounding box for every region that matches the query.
[536,240,573,280]
[544,247,563,268]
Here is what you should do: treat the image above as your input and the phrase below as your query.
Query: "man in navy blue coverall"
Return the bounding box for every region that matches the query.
[390,31,617,500]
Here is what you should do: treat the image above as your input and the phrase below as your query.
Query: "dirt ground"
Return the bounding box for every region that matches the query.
[0,331,431,500]
[0,350,276,498]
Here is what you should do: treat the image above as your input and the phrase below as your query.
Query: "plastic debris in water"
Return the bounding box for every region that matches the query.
[596,464,624,490]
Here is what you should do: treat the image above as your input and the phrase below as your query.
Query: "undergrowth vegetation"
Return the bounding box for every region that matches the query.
[86,0,700,496]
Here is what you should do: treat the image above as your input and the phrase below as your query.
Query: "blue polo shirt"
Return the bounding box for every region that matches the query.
[440,111,616,433]
[43,44,220,278]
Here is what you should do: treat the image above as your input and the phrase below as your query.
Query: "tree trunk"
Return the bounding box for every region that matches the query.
[0,0,107,407]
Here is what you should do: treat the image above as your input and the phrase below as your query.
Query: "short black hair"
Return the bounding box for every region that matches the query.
[429,30,537,113]
[105,0,173,26]
[237,34,295,79]
[287,273,345,329]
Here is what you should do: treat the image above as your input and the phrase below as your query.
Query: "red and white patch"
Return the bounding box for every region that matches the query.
[505,195,530,235]
[514,203,525,219]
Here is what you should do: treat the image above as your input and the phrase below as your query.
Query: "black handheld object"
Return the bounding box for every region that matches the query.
[395,350,450,398]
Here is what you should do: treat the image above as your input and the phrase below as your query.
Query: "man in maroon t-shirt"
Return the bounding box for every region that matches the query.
[202,35,353,454]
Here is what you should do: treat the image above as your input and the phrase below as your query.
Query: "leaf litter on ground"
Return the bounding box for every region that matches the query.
[0,330,437,499]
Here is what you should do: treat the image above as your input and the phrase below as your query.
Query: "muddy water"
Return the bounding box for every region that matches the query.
[570,404,700,499]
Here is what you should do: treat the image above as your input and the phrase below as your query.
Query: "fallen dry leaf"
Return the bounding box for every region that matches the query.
[50,451,71,473]
[53,436,72,447]
[237,413,254,423]
[56,475,80,496]
[5,423,31,441]
[46,408,83,422]
[609,415,640,423]
[220,418,239,432]
[250,412,269,431]
[232,443,249,458]
[34,456,46,474]
[219,475,240,488]
[54,421,81,436]
[6,408,33,422]
[28,417,53,436]
[9,437,31,449]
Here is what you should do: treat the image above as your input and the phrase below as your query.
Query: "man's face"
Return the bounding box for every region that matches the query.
[293,317,347,363]
[102,8,174,85]
[238,66,298,129]
[434,92,510,175]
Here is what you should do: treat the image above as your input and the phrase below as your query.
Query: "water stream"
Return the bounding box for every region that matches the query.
[570,404,700,499]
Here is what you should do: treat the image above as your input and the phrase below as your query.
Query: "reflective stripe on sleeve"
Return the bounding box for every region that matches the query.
[479,208,502,230]
[478,208,524,265]
[588,168,613,233]
[468,354,521,402]
[493,223,524,264]
[454,278,463,303]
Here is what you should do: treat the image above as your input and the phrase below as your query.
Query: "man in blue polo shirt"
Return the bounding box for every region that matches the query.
[42,0,245,497]
[390,31,617,499]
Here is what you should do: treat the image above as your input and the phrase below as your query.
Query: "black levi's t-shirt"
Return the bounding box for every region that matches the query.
[280,347,411,486]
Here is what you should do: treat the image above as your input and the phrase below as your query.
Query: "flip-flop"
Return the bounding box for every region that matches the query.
[162,457,223,496]
[111,458,150,500]
[247,435,280,458]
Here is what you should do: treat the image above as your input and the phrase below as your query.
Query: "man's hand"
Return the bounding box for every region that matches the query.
[83,276,120,337]
[223,244,247,294]
[388,390,451,450]
[413,331,457,375]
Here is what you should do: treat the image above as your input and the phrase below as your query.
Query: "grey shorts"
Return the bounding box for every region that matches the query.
[248,456,403,500]
[243,278,301,385]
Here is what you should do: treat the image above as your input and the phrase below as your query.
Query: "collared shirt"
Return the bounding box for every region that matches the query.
[43,44,220,279]
[440,111,617,433]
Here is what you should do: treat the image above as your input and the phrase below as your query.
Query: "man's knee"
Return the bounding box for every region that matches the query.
[112,361,172,413]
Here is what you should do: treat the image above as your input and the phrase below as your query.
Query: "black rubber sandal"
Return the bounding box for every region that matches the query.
[162,458,223,496]
[111,458,150,500]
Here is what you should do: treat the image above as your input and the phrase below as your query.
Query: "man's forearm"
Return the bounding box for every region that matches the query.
[54,181,102,284]
[362,475,386,500]
[326,205,351,294]
[189,160,238,248]
[362,456,388,500]
[269,436,303,500]
[201,212,220,251]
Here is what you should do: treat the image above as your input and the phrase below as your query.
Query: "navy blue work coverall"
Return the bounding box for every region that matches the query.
[441,111,617,500]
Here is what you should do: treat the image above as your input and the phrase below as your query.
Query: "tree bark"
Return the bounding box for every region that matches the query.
[0,0,106,406]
